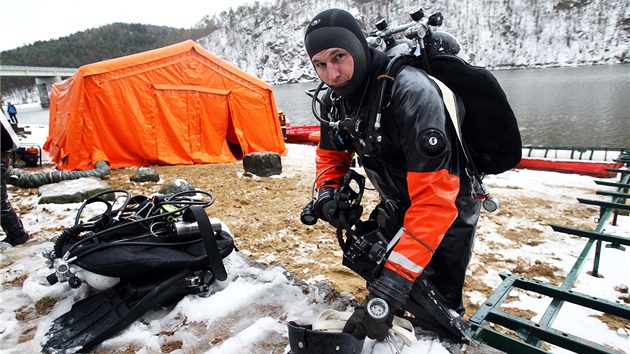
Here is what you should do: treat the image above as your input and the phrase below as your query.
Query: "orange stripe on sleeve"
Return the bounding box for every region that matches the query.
[384,169,459,281]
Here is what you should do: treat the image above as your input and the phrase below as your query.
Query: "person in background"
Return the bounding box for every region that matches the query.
[278,109,287,140]
[303,9,481,342]
[1,116,29,246]
[7,102,18,131]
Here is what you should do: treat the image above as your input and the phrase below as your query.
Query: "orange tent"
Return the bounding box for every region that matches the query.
[44,40,287,171]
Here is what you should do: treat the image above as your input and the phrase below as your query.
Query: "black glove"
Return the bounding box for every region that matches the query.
[343,294,395,341]
[313,188,363,229]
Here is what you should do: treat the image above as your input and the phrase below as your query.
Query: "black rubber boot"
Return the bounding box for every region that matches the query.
[1,153,29,246]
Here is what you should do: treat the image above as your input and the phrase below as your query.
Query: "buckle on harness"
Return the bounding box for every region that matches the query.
[185,276,201,288]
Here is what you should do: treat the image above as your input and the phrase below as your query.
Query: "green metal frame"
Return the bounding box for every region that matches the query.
[520,146,628,161]
[469,153,630,353]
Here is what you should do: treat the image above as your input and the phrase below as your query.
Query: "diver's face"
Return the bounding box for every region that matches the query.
[311,48,354,89]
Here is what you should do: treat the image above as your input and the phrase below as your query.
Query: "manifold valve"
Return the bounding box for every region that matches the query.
[46,258,81,288]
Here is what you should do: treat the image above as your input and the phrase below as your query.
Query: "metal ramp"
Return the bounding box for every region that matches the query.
[469,151,630,353]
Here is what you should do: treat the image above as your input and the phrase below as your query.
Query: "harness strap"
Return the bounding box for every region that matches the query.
[391,316,418,347]
[190,206,228,281]
[427,75,468,162]
[428,74,486,187]
[311,309,351,332]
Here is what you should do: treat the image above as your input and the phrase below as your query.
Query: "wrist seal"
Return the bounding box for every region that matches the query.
[313,188,335,221]
[369,269,413,310]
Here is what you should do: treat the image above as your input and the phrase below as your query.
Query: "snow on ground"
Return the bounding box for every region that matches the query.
[1,142,629,353]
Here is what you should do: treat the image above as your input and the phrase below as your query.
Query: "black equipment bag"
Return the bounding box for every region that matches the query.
[47,189,235,282]
[52,204,234,280]
[64,225,235,279]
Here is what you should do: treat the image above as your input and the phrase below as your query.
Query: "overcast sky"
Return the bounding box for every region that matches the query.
[0,0,255,51]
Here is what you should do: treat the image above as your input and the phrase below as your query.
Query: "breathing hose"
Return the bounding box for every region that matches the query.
[7,160,111,188]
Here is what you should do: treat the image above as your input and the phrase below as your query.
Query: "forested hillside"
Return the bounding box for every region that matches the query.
[0,22,216,94]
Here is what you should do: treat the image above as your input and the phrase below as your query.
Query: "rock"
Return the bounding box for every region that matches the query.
[242,152,282,177]
[38,177,112,204]
[130,167,160,183]
[158,179,195,194]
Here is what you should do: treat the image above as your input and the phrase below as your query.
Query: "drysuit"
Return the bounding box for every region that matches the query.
[314,47,481,315]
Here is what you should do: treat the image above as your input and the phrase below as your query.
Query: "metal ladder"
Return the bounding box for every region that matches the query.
[469,151,630,354]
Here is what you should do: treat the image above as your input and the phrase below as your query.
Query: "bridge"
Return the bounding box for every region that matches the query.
[1,65,78,108]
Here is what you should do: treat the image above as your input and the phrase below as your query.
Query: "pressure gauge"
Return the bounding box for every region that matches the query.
[483,196,499,212]
[366,297,389,322]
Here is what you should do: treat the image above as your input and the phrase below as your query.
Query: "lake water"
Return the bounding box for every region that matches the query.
[11,64,630,148]
[273,64,630,148]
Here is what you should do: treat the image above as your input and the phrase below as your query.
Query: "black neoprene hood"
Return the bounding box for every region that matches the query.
[304,8,369,97]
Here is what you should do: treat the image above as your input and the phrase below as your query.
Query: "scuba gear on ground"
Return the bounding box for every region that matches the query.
[44,268,202,353]
[43,189,231,281]
[42,188,235,352]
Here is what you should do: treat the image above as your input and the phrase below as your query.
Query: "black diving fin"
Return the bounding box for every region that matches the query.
[43,268,205,353]
[405,275,473,343]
